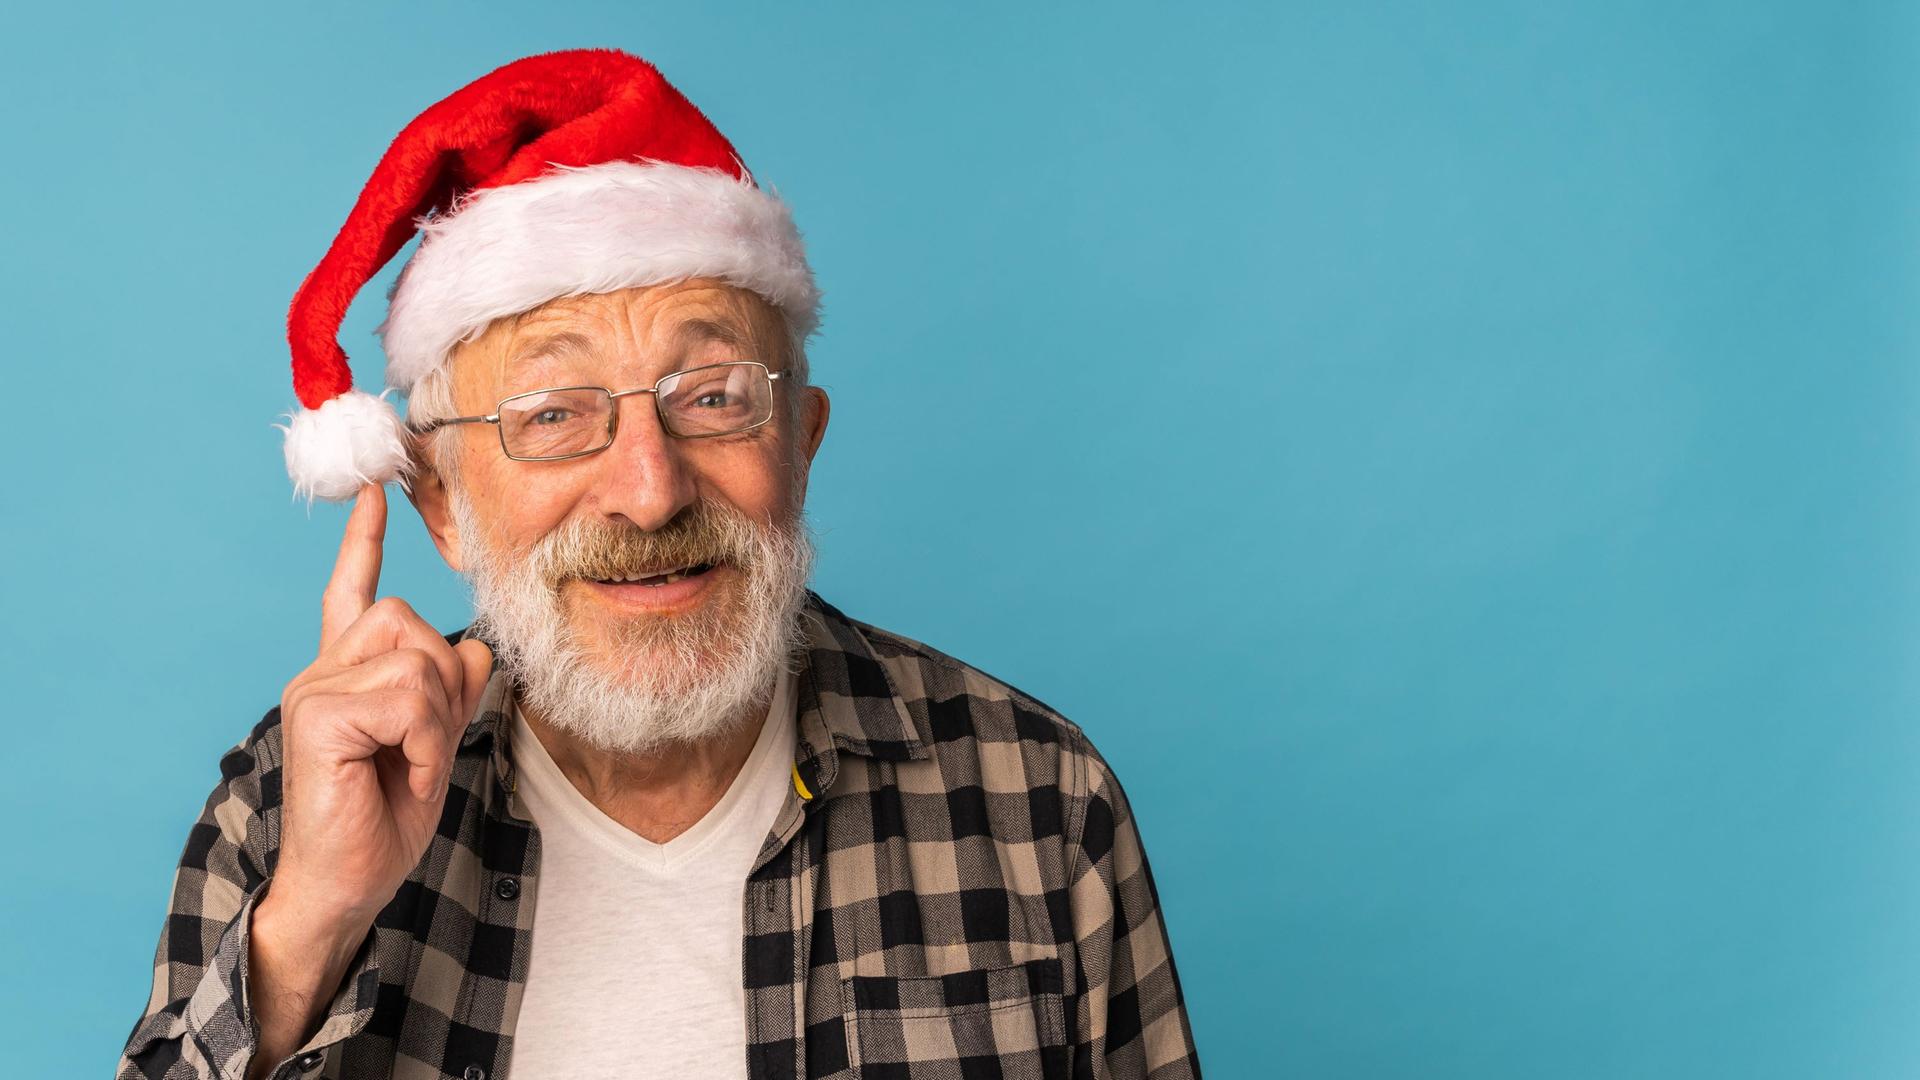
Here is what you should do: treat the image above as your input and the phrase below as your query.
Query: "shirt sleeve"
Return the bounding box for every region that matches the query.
[1063,726,1204,1080]
[117,709,384,1080]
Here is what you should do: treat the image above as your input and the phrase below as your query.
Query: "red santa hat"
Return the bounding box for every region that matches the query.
[279,47,820,501]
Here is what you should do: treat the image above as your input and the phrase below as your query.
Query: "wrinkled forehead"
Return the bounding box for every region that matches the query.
[451,280,787,394]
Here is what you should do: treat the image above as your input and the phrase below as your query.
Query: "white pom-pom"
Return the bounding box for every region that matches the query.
[277,389,413,503]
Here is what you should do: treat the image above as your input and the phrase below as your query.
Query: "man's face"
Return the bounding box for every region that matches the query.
[423,278,830,753]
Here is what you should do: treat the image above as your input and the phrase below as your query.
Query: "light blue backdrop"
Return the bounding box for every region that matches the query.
[4,2,1916,1076]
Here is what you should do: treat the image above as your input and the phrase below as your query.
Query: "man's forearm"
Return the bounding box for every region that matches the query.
[243,890,373,1080]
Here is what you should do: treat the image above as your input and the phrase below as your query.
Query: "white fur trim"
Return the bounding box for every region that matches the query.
[376,160,820,392]
[278,389,413,503]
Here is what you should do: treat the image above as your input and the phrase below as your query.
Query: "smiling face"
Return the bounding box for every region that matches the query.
[408,278,831,754]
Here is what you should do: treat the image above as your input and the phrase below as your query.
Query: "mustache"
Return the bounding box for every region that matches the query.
[521,499,768,584]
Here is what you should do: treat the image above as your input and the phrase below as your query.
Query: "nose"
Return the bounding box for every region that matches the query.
[588,391,699,532]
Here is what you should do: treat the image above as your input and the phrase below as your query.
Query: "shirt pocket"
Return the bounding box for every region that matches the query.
[841,957,1070,1079]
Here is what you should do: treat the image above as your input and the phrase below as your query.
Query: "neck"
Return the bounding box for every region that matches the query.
[517,687,771,845]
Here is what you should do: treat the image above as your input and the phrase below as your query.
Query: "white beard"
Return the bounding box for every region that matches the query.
[450,489,815,757]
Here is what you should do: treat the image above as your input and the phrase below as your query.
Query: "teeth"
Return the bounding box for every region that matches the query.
[603,564,701,585]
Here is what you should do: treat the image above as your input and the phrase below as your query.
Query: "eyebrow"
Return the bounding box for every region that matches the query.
[505,330,599,368]
[670,317,753,353]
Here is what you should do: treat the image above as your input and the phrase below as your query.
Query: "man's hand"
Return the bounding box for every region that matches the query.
[245,483,493,1078]
[276,481,495,929]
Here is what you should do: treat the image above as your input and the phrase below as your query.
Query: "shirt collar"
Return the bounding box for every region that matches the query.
[450,589,930,799]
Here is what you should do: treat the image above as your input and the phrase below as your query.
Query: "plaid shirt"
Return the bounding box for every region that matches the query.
[119,590,1201,1080]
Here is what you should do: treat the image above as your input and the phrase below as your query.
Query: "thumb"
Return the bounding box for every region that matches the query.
[452,637,496,736]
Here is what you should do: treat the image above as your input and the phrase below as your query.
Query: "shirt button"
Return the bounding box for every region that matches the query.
[295,1051,323,1071]
[494,876,520,901]
[463,1067,487,1080]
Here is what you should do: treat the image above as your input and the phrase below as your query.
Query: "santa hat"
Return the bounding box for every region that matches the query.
[278,47,820,502]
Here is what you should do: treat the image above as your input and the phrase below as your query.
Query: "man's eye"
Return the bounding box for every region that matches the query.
[531,408,576,425]
[691,391,731,408]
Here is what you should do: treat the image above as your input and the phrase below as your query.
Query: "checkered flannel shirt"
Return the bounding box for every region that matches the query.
[119,590,1201,1080]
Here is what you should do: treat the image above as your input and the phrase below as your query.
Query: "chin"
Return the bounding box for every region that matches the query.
[578,638,708,691]
[561,585,745,680]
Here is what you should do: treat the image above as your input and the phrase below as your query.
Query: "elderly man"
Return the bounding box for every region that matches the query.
[119,49,1199,1080]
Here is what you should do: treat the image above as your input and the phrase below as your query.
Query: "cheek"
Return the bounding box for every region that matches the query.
[704,448,797,519]
[464,456,577,549]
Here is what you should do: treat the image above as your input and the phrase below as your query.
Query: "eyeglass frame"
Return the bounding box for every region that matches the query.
[409,360,791,462]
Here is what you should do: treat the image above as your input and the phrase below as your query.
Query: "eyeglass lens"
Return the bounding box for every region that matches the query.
[495,363,774,458]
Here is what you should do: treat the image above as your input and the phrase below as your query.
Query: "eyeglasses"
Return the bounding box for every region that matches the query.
[411,361,789,462]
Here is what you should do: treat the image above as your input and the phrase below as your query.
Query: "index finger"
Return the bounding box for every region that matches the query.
[319,482,387,652]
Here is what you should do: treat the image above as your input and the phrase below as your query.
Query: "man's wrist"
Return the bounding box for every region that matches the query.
[244,885,374,1080]
[252,887,371,980]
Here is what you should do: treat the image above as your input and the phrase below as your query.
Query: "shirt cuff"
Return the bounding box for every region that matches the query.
[184,885,386,1080]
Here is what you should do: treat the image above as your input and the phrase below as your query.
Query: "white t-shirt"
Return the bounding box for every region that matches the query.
[504,667,797,1079]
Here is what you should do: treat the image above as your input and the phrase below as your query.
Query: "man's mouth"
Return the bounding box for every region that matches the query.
[587,561,719,588]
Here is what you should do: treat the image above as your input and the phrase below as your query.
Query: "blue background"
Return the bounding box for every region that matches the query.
[4,2,1916,1076]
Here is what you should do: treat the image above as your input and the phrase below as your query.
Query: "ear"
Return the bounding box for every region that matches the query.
[787,385,830,507]
[403,444,466,573]
[799,385,830,465]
